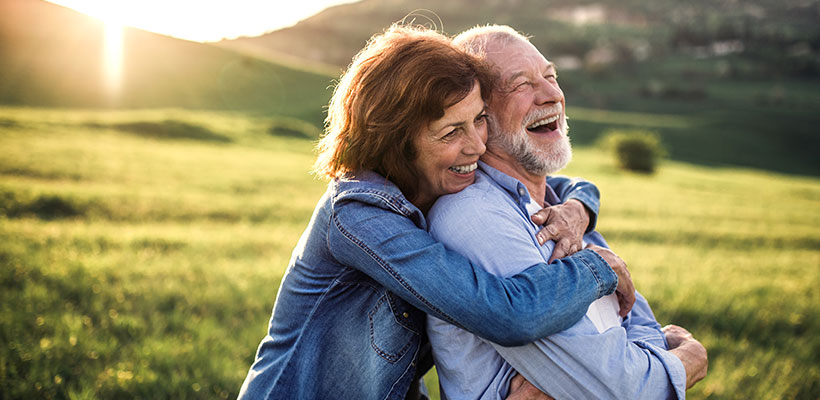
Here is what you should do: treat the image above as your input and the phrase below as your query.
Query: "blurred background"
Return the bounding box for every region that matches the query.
[1,0,818,398]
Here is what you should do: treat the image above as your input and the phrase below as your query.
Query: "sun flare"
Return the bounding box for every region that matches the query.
[103,20,123,99]
[43,0,362,100]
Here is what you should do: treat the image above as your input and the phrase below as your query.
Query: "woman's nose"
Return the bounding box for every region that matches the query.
[464,125,487,156]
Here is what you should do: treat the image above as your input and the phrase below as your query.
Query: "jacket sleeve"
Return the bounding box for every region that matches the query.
[547,175,600,232]
[328,199,617,346]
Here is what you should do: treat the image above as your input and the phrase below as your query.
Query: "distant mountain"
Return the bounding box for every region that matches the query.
[220,0,820,78]
[0,0,333,122]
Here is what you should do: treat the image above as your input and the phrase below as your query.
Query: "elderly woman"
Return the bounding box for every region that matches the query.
[238,25,623,399]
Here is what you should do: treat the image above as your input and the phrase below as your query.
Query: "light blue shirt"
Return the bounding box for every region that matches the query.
[426,162,687,400]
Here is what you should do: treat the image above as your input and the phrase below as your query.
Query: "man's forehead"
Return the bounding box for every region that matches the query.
[488,41,550,71]
[498,58,555,83]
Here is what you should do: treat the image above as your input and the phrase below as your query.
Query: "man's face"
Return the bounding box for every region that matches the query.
[485,39,571,176]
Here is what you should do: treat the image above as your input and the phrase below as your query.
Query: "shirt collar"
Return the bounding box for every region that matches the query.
[478,161,561,206]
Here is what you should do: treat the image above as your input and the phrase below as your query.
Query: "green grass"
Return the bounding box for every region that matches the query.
[1,107,819,399]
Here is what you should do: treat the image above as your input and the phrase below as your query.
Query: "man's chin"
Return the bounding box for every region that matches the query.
[535,139,572,176]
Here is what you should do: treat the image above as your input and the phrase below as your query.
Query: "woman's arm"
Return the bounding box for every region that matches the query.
[328,199,618,346]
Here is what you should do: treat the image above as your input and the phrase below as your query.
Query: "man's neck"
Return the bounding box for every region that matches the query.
[481,148,547,207]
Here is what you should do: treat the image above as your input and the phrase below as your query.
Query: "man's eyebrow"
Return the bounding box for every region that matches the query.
[504,71,526,86]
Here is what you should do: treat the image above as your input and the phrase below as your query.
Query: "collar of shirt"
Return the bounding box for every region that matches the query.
[478,161,562,209]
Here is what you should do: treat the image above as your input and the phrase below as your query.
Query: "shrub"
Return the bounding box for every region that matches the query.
[0,189,87,219]
[86,120,231,143]
[600,130,666,173]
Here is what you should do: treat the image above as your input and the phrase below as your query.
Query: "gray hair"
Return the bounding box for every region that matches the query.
[453,25,532,59]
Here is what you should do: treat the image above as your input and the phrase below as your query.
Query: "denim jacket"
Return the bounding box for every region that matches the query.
[238,171,616,399]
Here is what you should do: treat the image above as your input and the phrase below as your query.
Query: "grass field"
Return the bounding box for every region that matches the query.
[1,107,819,399]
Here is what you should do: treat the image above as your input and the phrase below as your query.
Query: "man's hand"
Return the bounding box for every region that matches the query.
[663,325,708,389]
[531,199,590,262]
[506,373,554,400]
[586,245,635,317]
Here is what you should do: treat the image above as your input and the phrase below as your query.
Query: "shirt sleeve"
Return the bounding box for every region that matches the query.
[622,291,669,349]
[500,235,685,398]
[490,295,687,400]
[328,197,617,346]
[547,175,600,232]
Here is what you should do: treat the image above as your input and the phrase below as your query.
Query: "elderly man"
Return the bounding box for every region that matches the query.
[426,25,708,399]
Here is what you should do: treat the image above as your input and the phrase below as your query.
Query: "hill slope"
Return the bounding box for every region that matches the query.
[220,0,820,176]
[0,0,333,123]
[220,0,820,77]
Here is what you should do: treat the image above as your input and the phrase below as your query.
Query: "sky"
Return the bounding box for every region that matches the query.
[45,0,362,42]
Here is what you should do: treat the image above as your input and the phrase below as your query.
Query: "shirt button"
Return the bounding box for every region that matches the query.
[518,188,526,196]
[402,312,409,318]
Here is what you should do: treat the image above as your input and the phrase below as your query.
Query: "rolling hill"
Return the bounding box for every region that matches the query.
[0,0,333,124]
[1,0,818,175]
[219,0,820,176]
[219,0,820,78]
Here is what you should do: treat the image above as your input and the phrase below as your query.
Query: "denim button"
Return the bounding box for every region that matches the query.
[402,312,409,318]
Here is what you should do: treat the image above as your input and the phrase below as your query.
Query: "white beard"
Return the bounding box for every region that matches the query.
[488,117,572,176]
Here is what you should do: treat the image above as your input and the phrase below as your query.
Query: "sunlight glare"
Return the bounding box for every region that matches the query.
[46,0,363,43]
[103,20,123,100]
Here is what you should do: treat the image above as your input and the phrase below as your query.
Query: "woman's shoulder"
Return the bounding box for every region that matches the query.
[331,170,423,220]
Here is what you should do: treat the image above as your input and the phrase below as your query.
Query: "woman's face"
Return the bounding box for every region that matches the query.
[412,83,488,210]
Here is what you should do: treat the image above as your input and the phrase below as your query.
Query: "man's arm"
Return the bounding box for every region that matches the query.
[492,294,688,399]
[664,325,709,389]
[427,191,684,399]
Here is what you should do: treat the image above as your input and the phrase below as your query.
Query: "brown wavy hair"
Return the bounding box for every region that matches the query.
[314,24,495,201]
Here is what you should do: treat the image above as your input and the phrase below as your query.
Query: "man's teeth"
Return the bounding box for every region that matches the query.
[528,114,559,130]
[449,163,477,174]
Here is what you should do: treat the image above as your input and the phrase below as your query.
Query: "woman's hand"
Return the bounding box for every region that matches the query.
[585,245,636,317]
[531,199,590,262]
[506,373,554,400]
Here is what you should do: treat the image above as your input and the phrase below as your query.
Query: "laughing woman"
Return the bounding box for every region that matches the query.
[238,25,622,399]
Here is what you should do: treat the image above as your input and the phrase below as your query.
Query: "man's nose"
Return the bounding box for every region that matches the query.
[535,79,563,105]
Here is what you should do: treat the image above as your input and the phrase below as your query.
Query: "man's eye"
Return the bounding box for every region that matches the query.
[476,114,489,125]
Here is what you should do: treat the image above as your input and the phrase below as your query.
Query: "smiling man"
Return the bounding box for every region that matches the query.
[425,25,708,399]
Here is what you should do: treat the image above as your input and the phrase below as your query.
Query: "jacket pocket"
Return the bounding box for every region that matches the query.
[368,292,418,363]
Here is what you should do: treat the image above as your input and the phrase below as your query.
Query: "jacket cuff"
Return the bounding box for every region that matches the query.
[575,249,618,298]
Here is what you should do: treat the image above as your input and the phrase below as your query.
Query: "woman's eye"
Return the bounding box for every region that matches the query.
[476,114,488,125]
[441,129,458,140]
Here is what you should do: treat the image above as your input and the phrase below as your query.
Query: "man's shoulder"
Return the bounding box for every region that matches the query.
[429,171,515,224]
